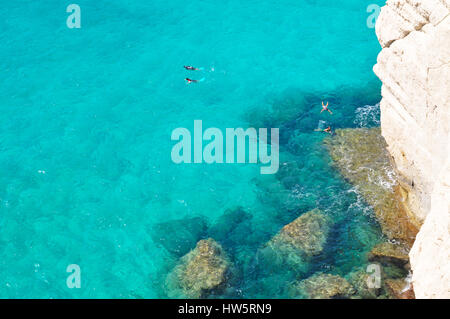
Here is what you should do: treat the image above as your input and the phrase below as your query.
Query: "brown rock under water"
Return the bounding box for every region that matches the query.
[346,268,384,299]
[165,238,232,298]
[268,209,330,256]
[291,273,355,299]
[324,128,419,246]
[369,242,409,267]
[385,279,415,299]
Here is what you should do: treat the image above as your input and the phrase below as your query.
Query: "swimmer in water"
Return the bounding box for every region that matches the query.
[321,101,333,114]
[323,126,332,134]
[185,78,199,84]
[314,126,333,134]
[184,66,199,71]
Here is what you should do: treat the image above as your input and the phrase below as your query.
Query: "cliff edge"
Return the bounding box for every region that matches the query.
[373,0,450,298]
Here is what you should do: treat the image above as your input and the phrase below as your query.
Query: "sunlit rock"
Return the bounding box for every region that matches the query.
[290,273,355,299]
[166,238,233,298]
[324,127,419,245]
[368,242,409,267]
[346,268,383,299]
[258,209,330,275]
[268,209,330,256]
[385,279,415,299]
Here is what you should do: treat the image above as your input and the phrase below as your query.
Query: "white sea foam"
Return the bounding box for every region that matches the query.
[354,103,380,127]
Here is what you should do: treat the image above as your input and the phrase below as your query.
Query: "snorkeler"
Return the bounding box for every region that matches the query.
[185,77,205,84]
[185,78,199,83]
[184,66,199,71]
[314,126,333,134]
[321,101,333,114]
[323,126,332,134]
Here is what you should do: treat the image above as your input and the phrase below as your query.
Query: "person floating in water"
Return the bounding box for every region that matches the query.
[184,66,200,71]
[321,101,333,114]
[185,78,198,83]
[185,78,205,84]
[314,126,333,134]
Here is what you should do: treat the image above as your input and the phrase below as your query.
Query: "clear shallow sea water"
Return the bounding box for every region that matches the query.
[0,0,386,298]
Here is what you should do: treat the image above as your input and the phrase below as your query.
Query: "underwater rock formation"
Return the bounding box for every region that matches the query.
[385,279,415,299]
[258,209,330,275]
[346,268,384,299]
[368,242,409,267]
[374,0,450,298]
[324,128,418,245]
[324,128,419,298]
[346,265,413,299]
[290,273,355,299]
[268,209,330,256]
[165,238,233,298]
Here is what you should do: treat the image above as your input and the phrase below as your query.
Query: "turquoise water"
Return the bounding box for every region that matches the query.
[0,0,386,298]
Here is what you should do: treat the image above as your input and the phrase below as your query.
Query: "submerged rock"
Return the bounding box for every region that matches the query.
[368,242,409,267]
[258,209,330,275]
[385,279,415,299]
[268,209,330,256]
[290,273,355,299]
[346,268,383,299]
[324,128,419,245]
[165,238,232,298]
[346,265,414,299]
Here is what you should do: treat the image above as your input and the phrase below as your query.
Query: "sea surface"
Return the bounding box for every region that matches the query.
[0,0,386,298]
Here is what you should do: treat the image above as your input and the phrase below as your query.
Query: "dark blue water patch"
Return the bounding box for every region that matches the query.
[208,207,255,253]
[245,81,382,145]
[318,209,383,276]
[150,216,208,257]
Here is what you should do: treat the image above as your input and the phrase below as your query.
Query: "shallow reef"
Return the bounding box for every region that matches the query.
[258,209,330,276]
[266,209,330,257]
[160,87,407,299]
[368,242,409,267]
[323,127,418,298]
[323,127,419,246]
[290,273,355,299]
[385,279,415,299]
[345,265,409,299]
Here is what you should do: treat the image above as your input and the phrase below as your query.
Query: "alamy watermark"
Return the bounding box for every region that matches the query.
[366,263,381,289]
[66,4,81,29]
[66,264,81,288]
[171,120,279,174]
[366,4,381,29]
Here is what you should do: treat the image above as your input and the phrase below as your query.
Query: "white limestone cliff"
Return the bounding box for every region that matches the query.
[373,0,450,298]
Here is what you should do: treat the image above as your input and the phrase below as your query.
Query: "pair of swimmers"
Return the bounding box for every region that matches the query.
[184,66,202,83]
[316,101,333,134]
[185,66,334,134]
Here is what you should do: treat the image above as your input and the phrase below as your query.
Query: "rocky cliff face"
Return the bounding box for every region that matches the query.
[373,0,450,298]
